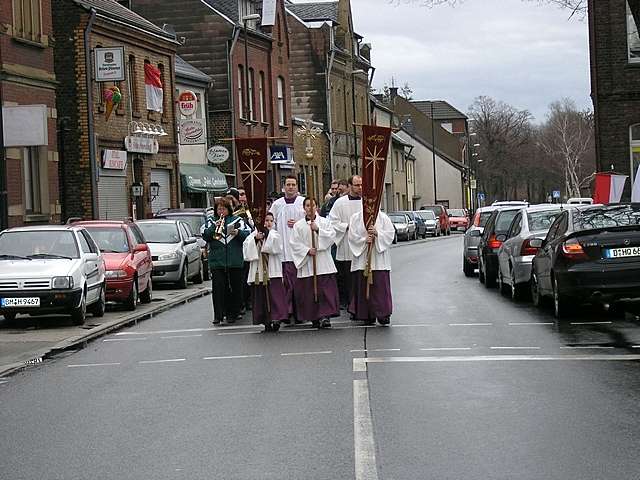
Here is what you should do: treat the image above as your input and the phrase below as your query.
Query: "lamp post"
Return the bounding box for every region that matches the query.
[351,69,366,175]
[430,102,437,204]
[242,14,261,128]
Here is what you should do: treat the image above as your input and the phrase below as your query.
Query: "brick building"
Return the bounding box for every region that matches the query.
[1,0,60,228]
[588,0,640,196]
[129,0,294,194]
[53,0,180,221]
[287,0,372,190]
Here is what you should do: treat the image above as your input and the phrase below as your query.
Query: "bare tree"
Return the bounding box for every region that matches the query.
[537,98,595,198]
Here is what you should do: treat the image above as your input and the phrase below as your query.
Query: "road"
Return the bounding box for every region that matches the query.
[2,235,640,480]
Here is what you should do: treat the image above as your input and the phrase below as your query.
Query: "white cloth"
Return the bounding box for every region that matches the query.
[632,165,640,203]
[328,195,363,261]
[348,211,394,272]
[243,230,283,283]
[269,196,306,262]
[290,215,337,279]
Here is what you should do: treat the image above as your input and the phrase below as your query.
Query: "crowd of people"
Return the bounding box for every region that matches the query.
[201,175,394,332]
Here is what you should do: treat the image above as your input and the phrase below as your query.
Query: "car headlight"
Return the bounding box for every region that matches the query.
[158,252,179,261]
[105,270,128,279]
[52,276,74,289]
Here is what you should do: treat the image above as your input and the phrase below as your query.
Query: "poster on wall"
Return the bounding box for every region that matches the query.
[95,47,125,82]
[179,119,206,145]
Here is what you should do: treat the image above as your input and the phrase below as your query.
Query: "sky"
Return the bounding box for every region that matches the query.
[346,0,591,123]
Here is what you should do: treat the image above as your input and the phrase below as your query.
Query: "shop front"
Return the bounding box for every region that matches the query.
[180,164,228,207]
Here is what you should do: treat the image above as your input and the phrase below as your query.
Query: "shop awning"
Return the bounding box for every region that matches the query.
[180,164,228,193]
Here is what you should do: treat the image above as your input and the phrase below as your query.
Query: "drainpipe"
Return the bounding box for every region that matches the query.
[326,27,335,180]
[0,38,7,229]
[228,26,241,184]
[84,8,98,219]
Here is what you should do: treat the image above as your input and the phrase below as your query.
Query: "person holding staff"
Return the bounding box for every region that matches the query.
[290,197,339,329]
[242,212,288,332]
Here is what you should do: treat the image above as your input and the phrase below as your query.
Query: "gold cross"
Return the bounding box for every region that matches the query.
[296,119,322,159]
[364,144,385,188]
[240,157,265,196]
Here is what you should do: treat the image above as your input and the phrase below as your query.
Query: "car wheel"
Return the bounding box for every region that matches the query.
[511,279,526,302]
[478,257,486,284]
[531,272,545,308]
[125,279,138,311]
[71,290,87,326]
[193,263,204,284]
[552,274,570,321]
[177,263,188,289]
[203,261,211,281]
[140,278,153,304]
[484,257,496,288]
[497,271,509,296]
[463,258,474,277]
[392,232,398,244]
[607,302,626,319]
[90,284,106,317]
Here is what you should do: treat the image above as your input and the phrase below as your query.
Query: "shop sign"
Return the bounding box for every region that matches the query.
[207,145,230,164]
[270,145,295,166]
[178,90,198,117]
[179,119,206,145]
[102,149,127,170]
[95,47,125,82]
[125,135,159,154]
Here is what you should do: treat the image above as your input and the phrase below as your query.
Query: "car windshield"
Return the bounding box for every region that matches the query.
[418,211,436,221]
[389,215,406,224]
[449,209,466,217]
[158,214,204,236]
[573,205,640,230]
[527,209,561,232]
[495,210,519,233]
[85,227,129,253]
[137,223,181,243]
[422,206,441,216]
[0,230,79,259]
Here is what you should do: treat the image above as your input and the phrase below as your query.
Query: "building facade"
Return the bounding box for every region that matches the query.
[1,0,60,228]
[292,117,327,200]
[53,0,180,221]
[588,0,640,196]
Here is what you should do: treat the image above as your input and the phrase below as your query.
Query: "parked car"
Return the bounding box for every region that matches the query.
[462,206,500,277]
[447,208,469,232]
[417,210,441,237]
[420,204,450,235]
[74,220,153,310]
[399,211,427,239]
[136,219,203,288]
[154,208,210,280]
[531,203,640,320]
[0,225,106,325]
[477,206,523,287]
[388,212,416,241]
[567,197,593,205]
[491,201,529,207]
[496,205,562,299]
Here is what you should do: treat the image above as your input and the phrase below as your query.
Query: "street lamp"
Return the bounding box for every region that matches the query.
[351,69,367,175]
[242,14,261,128]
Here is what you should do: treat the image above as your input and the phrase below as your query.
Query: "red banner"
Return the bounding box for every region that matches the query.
[235,137,269,230]
[361,125,392,230]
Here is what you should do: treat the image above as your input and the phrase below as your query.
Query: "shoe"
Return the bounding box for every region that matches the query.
[294,318,304,324]
[212,319,221,325]
[364,318,375,326]
[377,316,390,326]
[264,322,273,332]
[311,320,320,328]
[226,317,236,324]
[320,318,331,329]
[272,321,281,332]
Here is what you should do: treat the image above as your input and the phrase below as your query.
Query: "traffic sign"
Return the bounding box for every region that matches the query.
[552,190,561,199]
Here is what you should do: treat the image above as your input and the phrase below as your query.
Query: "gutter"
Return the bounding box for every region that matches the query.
[227,26,241,181]
[326,27,336,179]
[84,8,98,218]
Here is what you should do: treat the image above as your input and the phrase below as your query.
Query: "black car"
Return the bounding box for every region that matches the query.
[531,203,640,320]
[154,208,210,281]
[399,211,428,239]
[477,206,522,288]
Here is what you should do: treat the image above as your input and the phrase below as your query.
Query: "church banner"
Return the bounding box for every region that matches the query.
[361,125,392,230]
[235,137,269,230]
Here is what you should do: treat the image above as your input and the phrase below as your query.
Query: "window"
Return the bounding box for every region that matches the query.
[248,68,255,121]
[277,76,286,126]
[630,125,640,187]
[77,231,92,254]
[508,213,522,238]
[441,122,453,133]
[128,55,138,112]
[239,0,258,28]
[158,63,167,115]
[628,1,640,63]
[12,0,42,43]
[259,71,266,123]
[238,65,245,119]
[23,147,41,214]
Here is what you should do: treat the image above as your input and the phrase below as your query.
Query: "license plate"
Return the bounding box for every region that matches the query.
[458,226,466,231]
[1,297,40,307]
[605,247,640,259]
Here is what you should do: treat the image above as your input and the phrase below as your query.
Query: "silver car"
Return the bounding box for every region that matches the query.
[462,206,499,276]
[496,205,562,299]
[388,212,417,241]
[0,225,106,325]
[136,219,203,288]
[416,210,441,237]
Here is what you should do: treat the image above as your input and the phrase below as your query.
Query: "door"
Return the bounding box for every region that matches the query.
[78,230,101,303]
[150,169,171,215]
[130,224,152,284]
[98,175,129,220]
[180,222,199,276]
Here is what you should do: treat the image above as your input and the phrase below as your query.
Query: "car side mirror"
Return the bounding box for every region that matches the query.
[185,237,197,245]
[85,253,99,261]
[469,230,481,237]
[529,238,543,249]
[133,243,149,253]
[496,234,507,242]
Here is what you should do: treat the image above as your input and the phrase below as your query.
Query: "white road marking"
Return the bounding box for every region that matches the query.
[103,337,148,342]
[350,349,401,353]
[363,355,640,364]
[217,331,261,336]
[353,379,379,480]
[116,325,262,335]
[570,321,613,325]
[67,362,121,368]
[560,346,615,350]
[490,346,541,350]
[0,380,8,385]
[203,354,263,360]
[390,324,434,328]
[420,347,473,352]
[508,322,553,326]
[353,358,367,372]
[281,350,333,357]
[161,334,203,339]
[139,358,186,364]
[448,323,493,326]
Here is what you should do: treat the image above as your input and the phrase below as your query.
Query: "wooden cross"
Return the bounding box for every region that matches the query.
[295,119,322,159]
[239,157,265,196]
[364,144,385,188]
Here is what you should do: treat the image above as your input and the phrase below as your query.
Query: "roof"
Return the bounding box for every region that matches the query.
[74,0,176,40]
[200,0,239,22]
[286,1,339,22]
[175,56,211,84]
[5,225,80,232]
[411,100,468,121]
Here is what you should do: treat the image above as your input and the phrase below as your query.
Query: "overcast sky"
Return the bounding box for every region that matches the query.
[346,0,591,123]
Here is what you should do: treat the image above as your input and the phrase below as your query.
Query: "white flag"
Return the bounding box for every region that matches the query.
[610,174,628,203]
[632,165,640,202]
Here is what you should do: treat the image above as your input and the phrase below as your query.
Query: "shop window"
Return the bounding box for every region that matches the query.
[12,0,42,44]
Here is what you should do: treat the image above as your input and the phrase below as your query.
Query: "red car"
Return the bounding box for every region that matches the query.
[447,208,470,232]
[74,221,153,310]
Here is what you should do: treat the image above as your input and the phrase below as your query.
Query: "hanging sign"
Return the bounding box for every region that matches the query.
[207,145,230,164]
[125,135,159,155]
[102,149,127,170]
[179,119,206,145]
[178,90,198,117]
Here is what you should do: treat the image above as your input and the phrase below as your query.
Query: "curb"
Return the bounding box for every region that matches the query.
[0,286,212,378]
[391,233,463,248]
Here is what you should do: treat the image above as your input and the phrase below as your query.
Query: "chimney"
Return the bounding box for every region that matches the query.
[389,87,398,98]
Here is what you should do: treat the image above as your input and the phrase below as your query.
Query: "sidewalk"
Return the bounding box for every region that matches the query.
[0,284,211,377]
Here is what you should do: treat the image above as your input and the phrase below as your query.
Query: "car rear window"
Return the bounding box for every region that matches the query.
[418,211,436,221]
[422,206,442,216]
[527,210,561,232]
[573,205,640,230]
[137,223,181,243]
[495,210,519,233]
[156,214,204,236]
[448,209,466,217]
[85,227,129,253]
[389,214,406,223]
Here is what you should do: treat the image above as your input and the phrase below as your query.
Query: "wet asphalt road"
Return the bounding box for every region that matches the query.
[2,235,640,480]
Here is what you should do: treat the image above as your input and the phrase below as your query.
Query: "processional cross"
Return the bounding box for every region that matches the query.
[364,144,385,189]
[295,119,323,159]
[240,156,266,196]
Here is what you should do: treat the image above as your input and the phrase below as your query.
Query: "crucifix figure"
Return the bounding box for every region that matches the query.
[240,157,266,196]
[364,144,385,188]
[295,119,322,160]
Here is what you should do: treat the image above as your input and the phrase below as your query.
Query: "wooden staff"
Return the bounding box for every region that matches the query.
[364,222,375,300]
[254,239,271,313]
[310,218,318,303]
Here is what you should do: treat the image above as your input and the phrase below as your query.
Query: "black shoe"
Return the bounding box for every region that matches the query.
[264,322,273,332]
[212,319,221,325]
[226,316,236,324]
[320,318,331,329]
[377,316,390,326]
[364,318,375,326]
[272,321,281,332]
[311,320,320,328]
